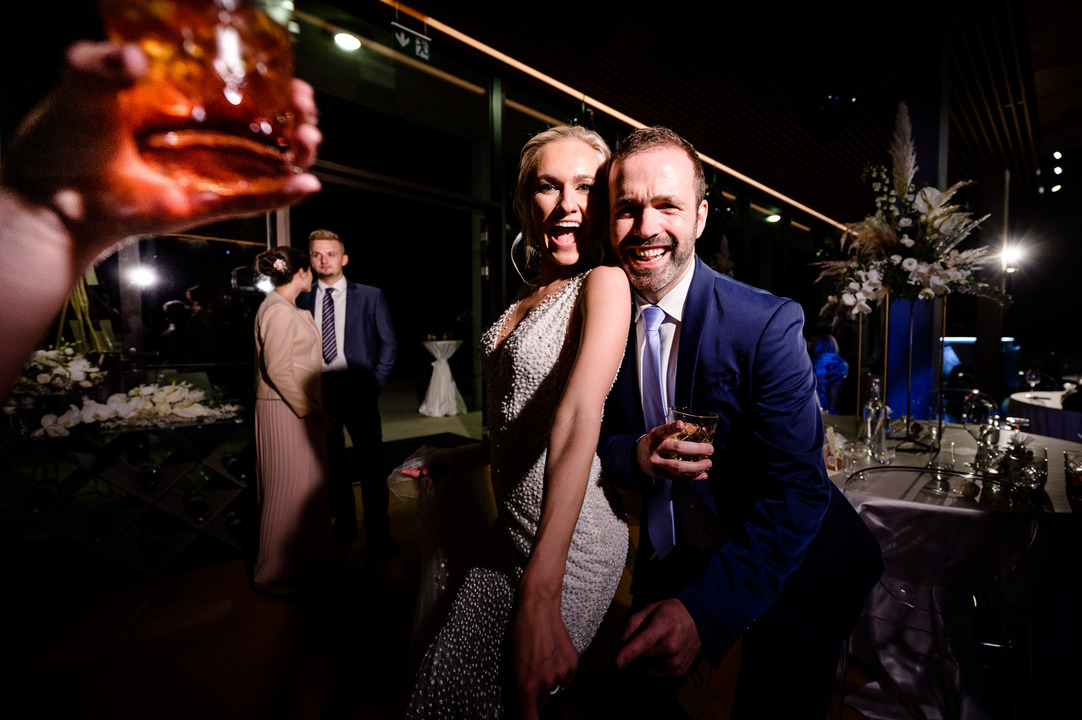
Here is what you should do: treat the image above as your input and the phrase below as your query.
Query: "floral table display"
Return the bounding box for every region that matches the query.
[814,102,1010,438]
[5,344,240,438]
[31,382,241,438]
[12,345,105,398]
[815,102,1008,318]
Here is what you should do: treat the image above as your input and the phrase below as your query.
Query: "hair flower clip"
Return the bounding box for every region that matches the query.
[273,258,287,272]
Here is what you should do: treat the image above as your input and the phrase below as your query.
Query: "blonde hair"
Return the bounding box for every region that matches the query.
[512,125,611,278]
[307,228,346,253]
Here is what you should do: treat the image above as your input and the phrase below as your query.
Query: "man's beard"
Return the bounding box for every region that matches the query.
[622,234,696,295]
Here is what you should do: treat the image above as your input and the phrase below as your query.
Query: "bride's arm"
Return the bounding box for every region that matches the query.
[511,266,631,719]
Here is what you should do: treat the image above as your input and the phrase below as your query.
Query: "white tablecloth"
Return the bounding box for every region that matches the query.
[824,416,1082,719]
[418,340,467,417]
[1007,390,1082,442]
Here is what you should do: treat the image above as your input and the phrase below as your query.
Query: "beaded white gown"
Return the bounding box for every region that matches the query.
[407,270,628,719]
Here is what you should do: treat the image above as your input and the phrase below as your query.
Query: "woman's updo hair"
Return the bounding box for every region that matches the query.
[255,246,310,287]
[512,125,611,275]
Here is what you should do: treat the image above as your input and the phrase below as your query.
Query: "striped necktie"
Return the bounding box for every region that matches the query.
[321,288,337,363]
[641,305,675,559]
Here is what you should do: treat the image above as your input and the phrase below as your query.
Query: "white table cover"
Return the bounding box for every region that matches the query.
[418,340,467,417]
[1007,390,1082,442]
[824,416,1082,719]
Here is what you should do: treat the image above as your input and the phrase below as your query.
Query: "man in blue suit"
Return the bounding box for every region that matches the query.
[299,229,399,557]
[598,127,883,718]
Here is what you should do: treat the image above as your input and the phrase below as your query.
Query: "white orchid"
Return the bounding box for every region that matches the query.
[33,405,83,438]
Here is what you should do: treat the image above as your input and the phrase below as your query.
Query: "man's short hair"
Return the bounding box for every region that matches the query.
[612,126,707,206]
[307,229,345,252]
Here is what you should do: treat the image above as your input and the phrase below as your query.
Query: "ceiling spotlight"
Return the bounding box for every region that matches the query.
[765,214,781,223]
[1054,166,1063,175]
[334,33,361,51]
[1053,151,1063,159]
[1052,184,1063,193]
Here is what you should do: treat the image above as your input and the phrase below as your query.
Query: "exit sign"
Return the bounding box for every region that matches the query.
[391,21,431,61]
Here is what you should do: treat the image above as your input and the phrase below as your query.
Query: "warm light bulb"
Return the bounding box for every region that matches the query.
[334,33,361,51]
[1052,184,1062,193]
[765,214,781,223]
[1053,151,1062,159]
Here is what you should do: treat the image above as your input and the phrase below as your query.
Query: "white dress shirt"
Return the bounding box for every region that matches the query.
[634,262,696,421]
[314,277,349,372]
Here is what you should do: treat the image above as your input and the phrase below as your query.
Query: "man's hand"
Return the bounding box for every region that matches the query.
[511,591,577,720]
[616,599,702,677]
[636,421,712,481]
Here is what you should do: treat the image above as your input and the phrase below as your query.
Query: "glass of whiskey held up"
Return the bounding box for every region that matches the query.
[98,0,296,195]
[665,407,719,462]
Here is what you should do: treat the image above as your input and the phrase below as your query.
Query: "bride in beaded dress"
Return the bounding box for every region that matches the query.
[405,125,631,719]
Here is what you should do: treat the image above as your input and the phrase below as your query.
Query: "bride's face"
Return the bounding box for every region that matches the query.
[529,139,604,274]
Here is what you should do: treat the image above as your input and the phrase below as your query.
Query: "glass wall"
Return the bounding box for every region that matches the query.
[84,0,843,413]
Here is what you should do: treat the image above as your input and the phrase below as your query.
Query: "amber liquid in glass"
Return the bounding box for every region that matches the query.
[100,0,295,195]
[667,413,718,462]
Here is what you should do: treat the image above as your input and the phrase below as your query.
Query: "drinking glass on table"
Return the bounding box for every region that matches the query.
[1024,368,1040,398]
[666,407,718,461]
[1065,450,1082,497]
[97,0,297,195]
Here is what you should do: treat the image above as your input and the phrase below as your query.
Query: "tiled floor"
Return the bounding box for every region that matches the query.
[0,382,873,719]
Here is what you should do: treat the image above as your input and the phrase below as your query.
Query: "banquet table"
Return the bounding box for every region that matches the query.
[418,340,467,417]
[823,415,1082,720]
[1006,390,1082,442]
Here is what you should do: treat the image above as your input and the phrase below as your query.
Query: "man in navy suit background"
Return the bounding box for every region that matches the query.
[299,229,399,557]
[598,127,883,718]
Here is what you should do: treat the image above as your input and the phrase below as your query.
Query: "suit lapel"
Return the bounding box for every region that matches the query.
[676,257,715,408]
[617,302,642,431]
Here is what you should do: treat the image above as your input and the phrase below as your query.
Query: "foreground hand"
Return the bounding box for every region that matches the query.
[616,599,702,678]
[3,41,322,260]
[635,421,712,481]
[511,592,577,720]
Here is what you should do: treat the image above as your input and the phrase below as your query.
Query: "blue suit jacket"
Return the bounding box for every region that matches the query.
[297,279,397,391]
[599,257,882,662]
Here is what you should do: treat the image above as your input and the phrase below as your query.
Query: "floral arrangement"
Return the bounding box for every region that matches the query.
[815,103,1009,319]
[13,345,105,397]
[31,382,240,438]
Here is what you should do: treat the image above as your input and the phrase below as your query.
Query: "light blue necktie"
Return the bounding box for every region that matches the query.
[641,305,675,559]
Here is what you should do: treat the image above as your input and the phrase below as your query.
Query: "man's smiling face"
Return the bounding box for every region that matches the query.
[609,147,707,303]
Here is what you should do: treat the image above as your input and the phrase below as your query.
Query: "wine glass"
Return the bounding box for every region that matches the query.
[1024,368,1040,398]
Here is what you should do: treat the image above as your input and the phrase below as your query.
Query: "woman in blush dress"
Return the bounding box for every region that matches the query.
[251,246,332,595]
[406,125,632,719]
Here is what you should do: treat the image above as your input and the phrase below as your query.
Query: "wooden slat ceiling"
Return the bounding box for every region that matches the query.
[381,0,1082,235]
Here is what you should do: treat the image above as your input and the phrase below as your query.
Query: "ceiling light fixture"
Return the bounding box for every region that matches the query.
[334,32,361,51]
[377,0,848,232]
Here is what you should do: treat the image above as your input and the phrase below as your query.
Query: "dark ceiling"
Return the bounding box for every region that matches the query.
[5,0,1080,241]
[386,0,1082,238]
